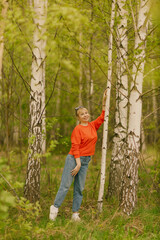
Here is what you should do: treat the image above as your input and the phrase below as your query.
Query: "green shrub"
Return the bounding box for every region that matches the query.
[0,157,15,220]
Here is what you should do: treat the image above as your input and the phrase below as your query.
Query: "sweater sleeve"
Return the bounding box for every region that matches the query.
[70,127,81,158]
[91,110,105,130]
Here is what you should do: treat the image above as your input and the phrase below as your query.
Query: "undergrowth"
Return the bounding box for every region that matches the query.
[0,149,160,239]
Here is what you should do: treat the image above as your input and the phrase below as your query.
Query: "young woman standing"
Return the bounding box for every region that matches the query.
[49,89,107,221]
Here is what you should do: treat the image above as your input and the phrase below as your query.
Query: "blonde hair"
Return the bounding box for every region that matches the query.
[75,106,85,116]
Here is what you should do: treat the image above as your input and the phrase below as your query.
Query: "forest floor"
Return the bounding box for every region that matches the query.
[0,147,160,239]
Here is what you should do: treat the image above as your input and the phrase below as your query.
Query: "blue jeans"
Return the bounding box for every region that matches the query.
[54,154,91,212]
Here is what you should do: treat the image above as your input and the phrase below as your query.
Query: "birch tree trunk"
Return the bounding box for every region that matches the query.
[107,0,128,199]
[87,0,94,117]
[87,35,94,116]
[120,0,150,215]
[97,0,116,213]
[24,0,47,203]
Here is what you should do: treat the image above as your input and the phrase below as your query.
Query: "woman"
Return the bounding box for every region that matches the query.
[49,89,107,221]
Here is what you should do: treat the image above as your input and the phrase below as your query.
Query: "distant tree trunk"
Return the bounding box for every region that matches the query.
[79,32,83,106]
[120,0,150,215]
[41,55,46,156]
[11,49,19,146]
[4,69,11,161]
[97,0,116,213]
[88,2,95,163]
[0,0,8,144]
[19,90,23,165]
[56,79,61,129]
[152,77,158,144]
[5,83,10,161]
[141,123,146,152]
[41,0,47,155]
[107,0,128,199]
[28,0,33,6]
[13,126,19,145]
[24,0,47,203]
[42,62,46,155]
[0,0,8,81]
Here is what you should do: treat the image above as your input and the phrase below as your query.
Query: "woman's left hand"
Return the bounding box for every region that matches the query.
[71,164,81,177]
[102,89,107,109]
[103,89,107,102]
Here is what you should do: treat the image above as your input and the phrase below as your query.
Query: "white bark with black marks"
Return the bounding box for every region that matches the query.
[24,0,47,203]
[107,0,128,199]
[120,0,150,215]
[98,0,116,213]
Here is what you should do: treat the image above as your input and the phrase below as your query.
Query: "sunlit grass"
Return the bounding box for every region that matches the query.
[1,147,160,239]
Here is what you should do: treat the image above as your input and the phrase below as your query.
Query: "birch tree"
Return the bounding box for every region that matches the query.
[120,0,150,215]
[87,0,94,117]
[107,0,128,199]
[98,0,116,213]
[24,0,47,203]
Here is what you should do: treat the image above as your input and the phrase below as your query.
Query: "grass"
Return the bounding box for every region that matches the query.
[0,148,160,239]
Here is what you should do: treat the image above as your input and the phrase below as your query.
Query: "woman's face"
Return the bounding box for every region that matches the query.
[77,108,90,123]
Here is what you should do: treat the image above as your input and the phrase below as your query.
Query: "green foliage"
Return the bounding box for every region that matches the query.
[1,150,160,239]
[2,198,43,239]
[48,139,59,153]
[18,197,41,220]
[0,190,15,220]
[47,1,89,33]
[46,117,58,131]
[152,0,160,24]
[0,0,160,236]
[28,135,36,145]
[0,0,159,153]
[0,157,15,220]
[150,156,160,195]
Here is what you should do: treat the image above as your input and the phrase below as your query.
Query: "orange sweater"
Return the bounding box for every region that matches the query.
[69,110,105,158]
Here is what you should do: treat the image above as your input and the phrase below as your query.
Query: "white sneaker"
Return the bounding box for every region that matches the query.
[71,212,81,222]
[49,205,58,221]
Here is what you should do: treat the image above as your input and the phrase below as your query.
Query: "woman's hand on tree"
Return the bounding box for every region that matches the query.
[102,89,107,110]
[103,89,107,103]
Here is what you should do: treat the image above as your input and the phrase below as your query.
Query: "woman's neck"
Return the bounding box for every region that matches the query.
[80,122,88,126]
